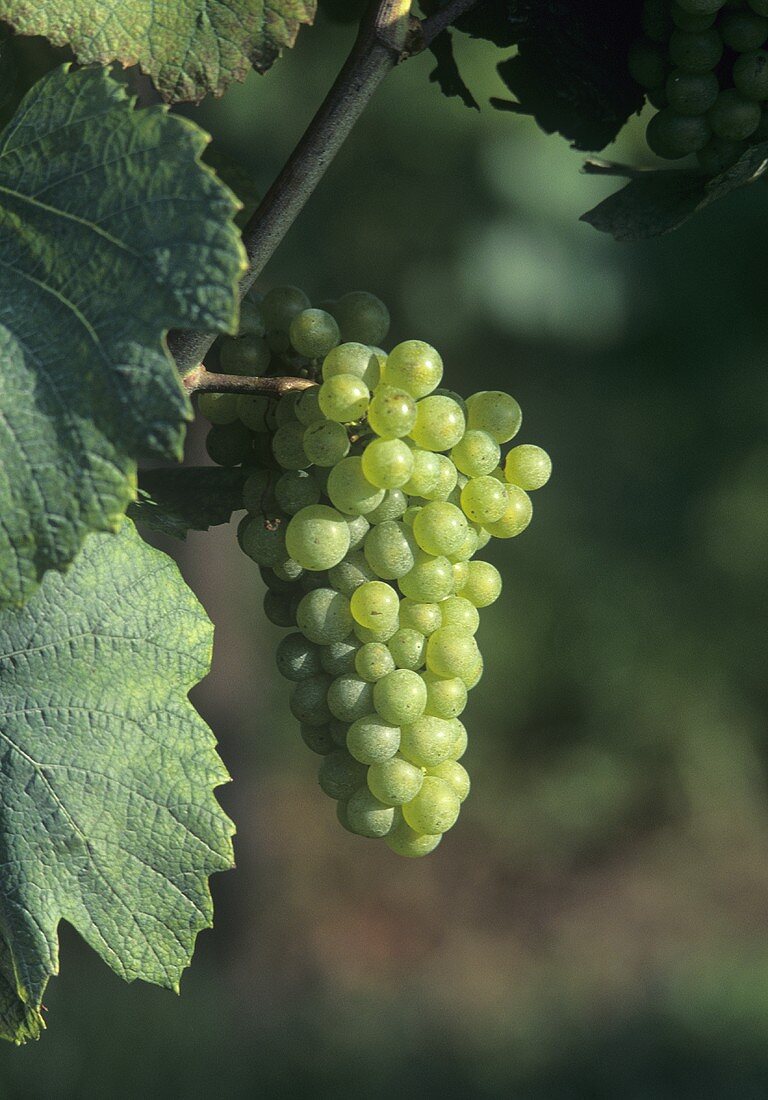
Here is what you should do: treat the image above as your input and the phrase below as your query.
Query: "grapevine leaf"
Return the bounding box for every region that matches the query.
[428,31,479,111]
[0,521,234,1044]
[0,0,317,103]
[582,144,768,240]
[0,65,245,609]
[420,0,517,48]
[129,467,248,539]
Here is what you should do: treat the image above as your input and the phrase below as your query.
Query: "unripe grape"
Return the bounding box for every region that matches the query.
[367,755,424,805]
[675,0,723,14]
[466,390,522,443]
[412,501,469,557]
[328,549,377,596]
[237,394,273,432]
[322,342,381,388]
[295,387,324,426]
[329,719,349,748]
[440,596,480,635]
[361,437,414,488]
[668,28,723,72]
[427,760,471,802]
[206,422,253,466]
[398,552,455,602]
[666,69,719,114]
[238,296,266,337]
[733,49,768,99]
[367,384,418,439]
[286,504,351,571]
[320,637,360,677]
[341,787,395,838]
[327,674,374,723]
[422,454,459,501]
[708,89,761,140]
[385,813,442,857]
[355,642,396,682]
[275,470,321,515]
[749,0,768,16]
[373,669,427,725]
[646,108,711,158]
[219,334,271,375]
[199,392,239,424]
[400,715,458,768]
[460,476,508,524]
[366,488,408,524]
[383,340,443,398]
[409,395,465,451]
[448,717,469,760]
[399,598,442,636]
[671,3,716,30]
[344,513,371,550]
[364,520,417,579]
[300,724,335,756]
[350,580,400,630]
[289,308,340,358]
[402,775,461,833]
[296,587,353,643]
[318,374,370,422]
[387,627,427,671]
[331,291,390,345]
[504,444,552,490]
[242,469,273,515]
[451,430,501,477]
[318,750,368,800]
[289,674,332,726]
[457,560,502,608]
[262,285,311,331]
[426,627,481,684]
[422,671,468,719]
[720,10,768,51]
[276,633,323,681]
[273,558,304,583]
[263,589,298,627]
[354,619,399,644]
[403,448,441,497]
[303,420,350,467]
[241,515,288,567]
[346,713,401,764]
[272,422,309,469]
[327,456,385,515]
[275,391,302,427]
[485,484,533,538]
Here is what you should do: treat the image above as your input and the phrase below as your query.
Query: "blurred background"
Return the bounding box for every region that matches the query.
[2,5,768,1097]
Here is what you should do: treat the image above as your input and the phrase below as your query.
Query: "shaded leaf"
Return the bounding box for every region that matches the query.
[428,30,479,111]
[0,0,317,103]
[129,467,248,539]
[0,521,234,1043]
[0,65,245,608]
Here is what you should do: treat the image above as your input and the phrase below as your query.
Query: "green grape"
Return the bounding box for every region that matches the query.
[303,420,351,467]
[402,504,421,527]
[400,715,457,768]
[350,579,400,630]
[242,469,273,514]
[199,392,239,425]
[328,548,377,596]
[367,755,424,805]
[398,551,454,602]
[697,136,745,173]
[299,569,329,591]
[387,627,427,671]
[275,391,302,427]
[237,394,273,431]
[263,589,298,627]
[296,587,353,643]
[666,69,719,114]
[206,422,253,466]
[412,501,469,557]
[646,109,711,158]
[504,444,552,490]
[331,291,390,345]
[426,627,481,685]
[373,668,427,725]
[644,0,674,39]
[451,430,501,477]
[347,713,401,764]
[219,334,272,375]
[422,671,468,720]
[399,598,442,635]
[295,387,324,426]
[428,760,470,802]
[485,484,533,538]
[403,448,441,497]
[440,596,480,635]
[300,724,335,756]
[354,619,399,644]
[460,475,508,524]
[286,504,351,570]
[318,750,368,800]
[367,384,418,438]
[275,470,321,515]
[238,296,265,336]
[329,719,350,747]
[344,513,371,550]
[276,633,323,681]
[457,560,502,608]
[273,558,304,583]
[261,285,311,331]
[365,488,408,524]
[327,674,374,723]
[289,308,340,358]
[289,674,332,726]
[364,520,417,580]
[383,340,443,398]
[320,637,360,677]
[670,3,716,31]
[341,787,395,838]
[628,38,668,88]
[733,49,768,99]
[409,395,466,452]
[447,526,480,564]
[318,374,370,423]
[720,10,768,51]
[668,28,723,72]
[322,342,381,388]
[448,717,468,759]
[750,0,768,16]
[421,454,458,501]
[674,0,723,15]
[385,813,442,857]
[272,422,310,470]
[708,89,761,139]
[266,330,290,355]
[327,456,385,515]
[355,642,396,682]
[402,775,460,834]
[465,390,522,443]
[361,437,414,489]
[259,564,293,593]
[241,515,288,567]
[452,561,469,592]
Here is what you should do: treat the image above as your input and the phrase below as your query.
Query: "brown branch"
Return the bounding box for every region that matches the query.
[417,0,481,49]
[182,366,315,397]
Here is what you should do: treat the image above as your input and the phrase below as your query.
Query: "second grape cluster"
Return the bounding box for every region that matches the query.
[201,287,551,857]
[629,0,768,172]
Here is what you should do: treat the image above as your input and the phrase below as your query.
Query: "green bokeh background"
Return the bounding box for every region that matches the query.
[3,9,768,1097]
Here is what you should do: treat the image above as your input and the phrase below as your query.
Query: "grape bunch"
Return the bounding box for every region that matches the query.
[629,0,768,173]
[200,286,551,857]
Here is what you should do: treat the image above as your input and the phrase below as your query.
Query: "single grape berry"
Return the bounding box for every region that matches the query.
[666,69,719,114]
[646,109,711,158]
[331,291,391,345]
[261,285,311,331]
[719,10,768,52]
[708,89,761,140]
[668,28,723,72]
[289,308,341,359]
[733,50,768,99]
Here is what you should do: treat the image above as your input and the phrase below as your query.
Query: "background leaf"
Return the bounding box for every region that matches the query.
[0,0,317,103]
[0,521,234,1044]
[0,65,245,609]
[129,467,248,539]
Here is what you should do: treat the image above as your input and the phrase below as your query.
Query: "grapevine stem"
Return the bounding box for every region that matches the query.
[182,366,314,397]
[168,0,414,378]
[417,0,481,48]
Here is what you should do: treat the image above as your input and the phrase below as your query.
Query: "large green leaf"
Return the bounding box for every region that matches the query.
[0,65,245,609]
[0,1,317,103]
[0,521,234,1044]
[129,466,248,538]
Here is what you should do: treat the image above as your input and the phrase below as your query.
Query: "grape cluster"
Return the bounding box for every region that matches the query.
[629,0,768,173]
[200,286,551,857]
